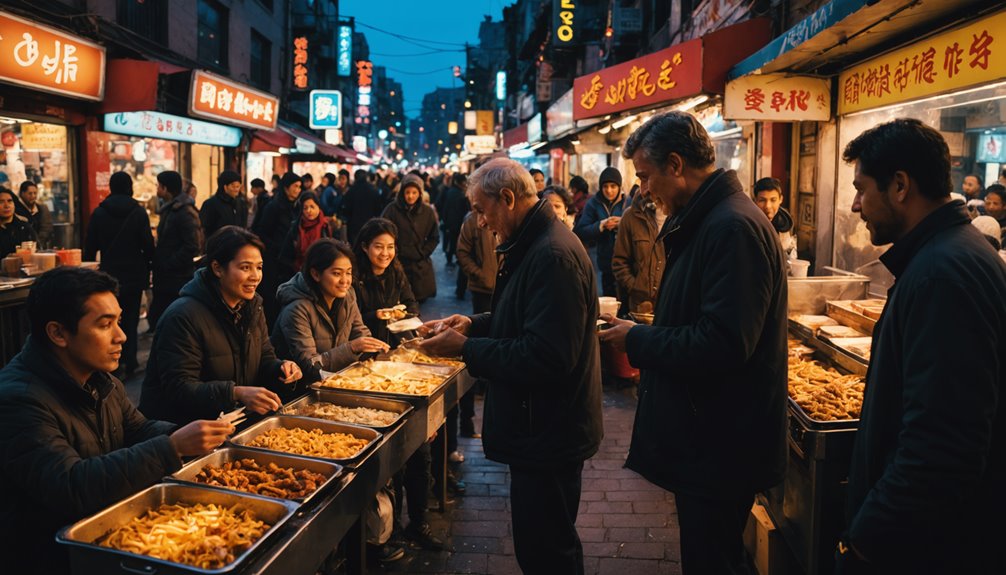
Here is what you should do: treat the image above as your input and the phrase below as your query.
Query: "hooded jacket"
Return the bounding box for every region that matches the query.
[462,200,603,469]
[139,268,285,424]
[272,272,370,383]
[456,211,498,294]
[155,193,202,283]
[200,189,249,240]
[574,189,627,275]
[381,175,440,300]
[611,199,665,312]
[624,169,788,498]
[84,194,155,291]
[0,337,180,575]
[355,260,419,344]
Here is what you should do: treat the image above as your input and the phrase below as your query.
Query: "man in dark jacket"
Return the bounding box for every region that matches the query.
[341,169,385,244]
[611,187,666,314]
[83,172,155,376]
[0,267,234,575]
[200,169,248,239]
[600,112,788,574]
[148,170,202,331]
[249,177,271,229]
[19,181,53,248]
[574,166,627,297]
[440,172,470,267]
[753,177,796,259]
[419,158,603,574]
[254,171,302,326]
[834,119,1006,574]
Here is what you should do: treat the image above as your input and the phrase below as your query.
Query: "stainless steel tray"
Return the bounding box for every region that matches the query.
[167,446,343,505]
[57,482,297,575]
[228,415,381,467]
[311,360,458,401]
[281,389,414,431]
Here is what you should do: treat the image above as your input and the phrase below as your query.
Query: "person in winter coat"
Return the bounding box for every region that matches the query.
[381,173,439,301]
[439,173,470,266]
[273,238,389,386]
[352,218,420,344]
[568,175,590,220]
[834,119,1006,574]
[83,172,155,376]
[341,169,386,244]
[279,192,333,273]
[456,211,498,315]
[542,185,575,229]
[148,171,202,331]
[0,187,37,259]
[419,158,603,574]
[599,112,788,575]
[254,171,302,326]
[574,167,628,297]
[249,178,271,230]
[200,170,248,240]
[753,177,796,259]
[18,181,53,248]
[318,172,341,217]
[140,227,301,425]
[611,187,666,314]
[0,267,233,575]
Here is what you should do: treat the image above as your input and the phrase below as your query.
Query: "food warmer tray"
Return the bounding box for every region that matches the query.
[281,389,414,432]
[311,361,459,404]
[57,482,297,575]
[228,415,381,468]
[167,447,344,505]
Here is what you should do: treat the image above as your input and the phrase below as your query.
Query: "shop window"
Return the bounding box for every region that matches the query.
[117,0,168,45]
[197,0,228,71]
[250,29,272,91]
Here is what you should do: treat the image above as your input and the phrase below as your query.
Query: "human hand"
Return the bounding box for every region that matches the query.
[418,314,472,338]
[597,314,636,353]
[278,361,302,385]
[169,419,234,456]
[418,327,467,358]
[234,386,283,414]
[351,336,391,354]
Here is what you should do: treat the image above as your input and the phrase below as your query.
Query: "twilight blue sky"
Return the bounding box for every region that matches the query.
[339,0,507,118]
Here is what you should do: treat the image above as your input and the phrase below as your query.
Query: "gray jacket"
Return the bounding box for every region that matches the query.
[272,272,370,382]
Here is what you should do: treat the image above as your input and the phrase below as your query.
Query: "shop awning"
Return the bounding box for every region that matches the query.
[250,128,294,153]
[279,123,361,163]
[98,59,160,114]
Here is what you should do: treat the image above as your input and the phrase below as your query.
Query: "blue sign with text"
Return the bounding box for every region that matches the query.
[309,90,343,129]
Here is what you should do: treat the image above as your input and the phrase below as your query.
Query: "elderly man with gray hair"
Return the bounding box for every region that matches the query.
[600,111,788,574]
[419,158,603,574]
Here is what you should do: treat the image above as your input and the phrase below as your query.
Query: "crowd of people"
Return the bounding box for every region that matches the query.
[0,111,1005,575]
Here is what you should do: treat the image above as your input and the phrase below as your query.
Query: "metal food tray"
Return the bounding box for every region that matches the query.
[57,482,297,575]
[281,389,414,432]
[788,397,859,431]
[311,361,458,403]
[228,415,382,468]
[167,447,343,505]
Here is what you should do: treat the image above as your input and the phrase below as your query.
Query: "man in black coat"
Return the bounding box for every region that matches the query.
[200,169,248,239]
[834,119,1006,574]
[0,267,234,575]
[439,172,470,267]
[253,171,302,326]
[83,172,155,376]
[420,158,603,574]
[600,112,788,574]
[340,169,385,244]
[148,171,202,331]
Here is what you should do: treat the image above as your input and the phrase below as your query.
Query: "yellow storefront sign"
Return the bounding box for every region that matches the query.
[839,10,1005,115]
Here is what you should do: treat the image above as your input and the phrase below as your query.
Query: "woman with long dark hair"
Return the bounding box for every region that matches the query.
[280,191,333,273]
[352,218,420,344]
[140,226,302,424]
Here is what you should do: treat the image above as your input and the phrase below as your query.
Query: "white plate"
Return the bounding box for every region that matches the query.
[387,316,423,333]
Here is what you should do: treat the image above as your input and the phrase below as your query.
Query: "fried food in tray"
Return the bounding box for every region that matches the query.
[787,338,816,359]
[290,401,400,427]
[318,360,448,396]
[246,426,370,460]
[96,502,270,570]
[385,343,465,368]
[788,357,865,421]
[193,458,328,500]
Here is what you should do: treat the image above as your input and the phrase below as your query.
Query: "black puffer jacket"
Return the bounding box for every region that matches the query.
[624,169,788,498]
[0,214,37,260]
[381,191,439,301]
[139,268,285,424]
[84,194,155,291]
[253,190,298,261]
[462,200,603,469]
[200,190,249,239]
[440,185,470,233]
[0,337,180,575]
[355,261,419,344]
[341,180,385,244]
[155,194,202,284]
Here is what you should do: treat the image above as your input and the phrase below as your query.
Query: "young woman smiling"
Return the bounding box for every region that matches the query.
[352,218,420,344]
[280,192,333,273]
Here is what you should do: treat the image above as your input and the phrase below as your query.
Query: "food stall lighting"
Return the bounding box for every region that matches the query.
[611,115,637,130]
[464,100,472,109]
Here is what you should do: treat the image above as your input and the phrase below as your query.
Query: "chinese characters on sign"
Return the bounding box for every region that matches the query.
[189,70,279,131]
[309,90,343,129]
[838,11,1005,114]
[103,111,243,147]
[724,74,831,121]
[0,11,105,100]
[573,39,703,120]
[337,25,352,77]
[356,60,372,126]
[293,36,308,90]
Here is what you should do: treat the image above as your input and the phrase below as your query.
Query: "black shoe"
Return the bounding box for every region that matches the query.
[404,522,448,551]
[447,475,466,496]
[459,421,481,438]
[367,542,406,563]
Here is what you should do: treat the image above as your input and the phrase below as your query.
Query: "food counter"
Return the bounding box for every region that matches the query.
[58,355,474,575]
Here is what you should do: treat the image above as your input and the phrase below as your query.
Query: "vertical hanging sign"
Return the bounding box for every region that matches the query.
[337,25,352,77]
[553,0,577,45]
[293,35,308,90]
[356,60,372,125]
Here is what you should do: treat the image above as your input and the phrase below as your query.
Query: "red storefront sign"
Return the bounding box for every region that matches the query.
[573,18,770,121]
[503,123,528,150]
[189,69,279,131]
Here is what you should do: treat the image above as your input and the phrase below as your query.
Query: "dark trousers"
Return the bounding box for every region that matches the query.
[674,491,756,575]
[395,442,431,526]
[117,285,143,372]
[510,462,585,575]
[443,227,458,263]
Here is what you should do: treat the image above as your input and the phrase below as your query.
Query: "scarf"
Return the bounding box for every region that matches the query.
[296,216,325,270]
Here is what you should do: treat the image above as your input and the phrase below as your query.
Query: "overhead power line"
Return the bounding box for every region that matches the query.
[354,21,469,51]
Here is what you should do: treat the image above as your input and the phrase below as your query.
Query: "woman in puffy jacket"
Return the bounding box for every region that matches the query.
[380,174,439,301]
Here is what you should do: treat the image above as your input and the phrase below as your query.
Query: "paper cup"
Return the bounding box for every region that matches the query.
[790,259,810,278]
